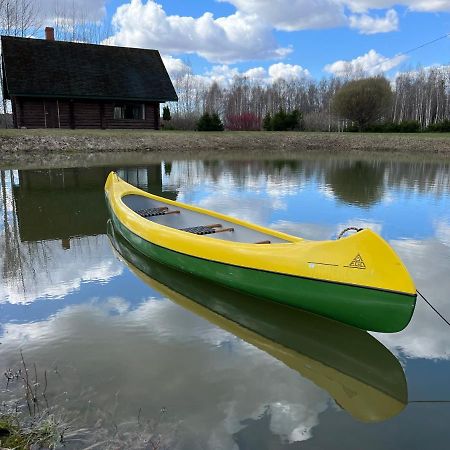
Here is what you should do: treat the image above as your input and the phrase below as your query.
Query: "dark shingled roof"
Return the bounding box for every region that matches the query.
[1,36,178,102]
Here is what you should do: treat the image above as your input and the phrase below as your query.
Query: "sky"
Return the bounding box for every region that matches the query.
[43,0,450,83]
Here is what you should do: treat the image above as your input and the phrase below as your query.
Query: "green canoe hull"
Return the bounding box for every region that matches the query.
[109,208,416,332]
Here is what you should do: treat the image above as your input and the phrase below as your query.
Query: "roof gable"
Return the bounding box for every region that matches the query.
[1,36,178,102]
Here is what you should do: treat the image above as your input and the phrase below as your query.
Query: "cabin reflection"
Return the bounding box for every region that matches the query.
[12,165,178,243]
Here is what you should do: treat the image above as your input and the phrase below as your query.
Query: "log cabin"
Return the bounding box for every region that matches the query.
[1,27,178,129]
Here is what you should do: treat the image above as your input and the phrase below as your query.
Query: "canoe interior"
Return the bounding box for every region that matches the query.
[122,194,291,244]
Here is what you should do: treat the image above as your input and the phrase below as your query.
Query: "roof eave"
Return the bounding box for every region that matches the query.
[9,93,178,102]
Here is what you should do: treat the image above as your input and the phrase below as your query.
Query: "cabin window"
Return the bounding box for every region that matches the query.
[114,103,145,120]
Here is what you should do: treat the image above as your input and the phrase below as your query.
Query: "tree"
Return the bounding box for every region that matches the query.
[263,113,272,131]
[285,109,303,130]
[332,77,393,131]
[0,0,40,37]
[162,105,171,121]
[52,2,111,44]
[264,109,303,131]
[197,112,224,131]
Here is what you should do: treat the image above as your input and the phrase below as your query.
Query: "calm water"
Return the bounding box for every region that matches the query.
[1,156,450,449]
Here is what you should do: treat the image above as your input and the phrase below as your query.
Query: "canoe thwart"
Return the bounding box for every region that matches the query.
[255,240,271,244]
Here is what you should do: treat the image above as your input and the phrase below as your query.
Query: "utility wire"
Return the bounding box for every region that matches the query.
[417,289,450,327]
[400,32,450,57]
[355,32,450,74]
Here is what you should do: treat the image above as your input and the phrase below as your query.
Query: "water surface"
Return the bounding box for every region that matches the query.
[1,156,449,449]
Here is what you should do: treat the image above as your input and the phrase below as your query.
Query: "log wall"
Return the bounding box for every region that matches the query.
[12,97,160,129]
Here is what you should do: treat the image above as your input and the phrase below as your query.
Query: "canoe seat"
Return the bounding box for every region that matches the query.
[136,207,180,218]
[180,224,234,235]
[136,207,168,217]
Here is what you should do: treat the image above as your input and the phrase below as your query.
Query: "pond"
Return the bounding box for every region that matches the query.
[0,155,449,449]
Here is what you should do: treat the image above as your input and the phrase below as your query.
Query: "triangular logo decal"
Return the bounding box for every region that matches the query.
[348,254,366,269]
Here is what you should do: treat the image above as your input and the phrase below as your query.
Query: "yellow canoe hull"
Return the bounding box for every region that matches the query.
[105,172,416,332]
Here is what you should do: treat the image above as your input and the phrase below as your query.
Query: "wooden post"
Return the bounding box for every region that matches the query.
[155,102,160,130]
[19,97,24,128]
[11,97,18,128]
[43,100,47,128]
[56,99,61,128]
[69,100,75,129]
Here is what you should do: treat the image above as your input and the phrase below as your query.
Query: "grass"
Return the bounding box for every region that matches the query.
[0,412,65,449]
[0,352,68,449]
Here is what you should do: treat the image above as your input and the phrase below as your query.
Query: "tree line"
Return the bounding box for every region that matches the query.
[169,65,450,132]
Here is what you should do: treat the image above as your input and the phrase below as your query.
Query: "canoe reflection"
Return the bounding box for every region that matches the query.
[107,221,407,423]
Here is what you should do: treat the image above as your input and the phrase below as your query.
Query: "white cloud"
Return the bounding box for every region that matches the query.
[268,62,311,80]
[343,0,450,13]
[349,9,399,34]
[408,0,450,11]
[161,54,191,77]
[243,67,267,80]
[198,63,310,86]
[221,0,347,30]
[107,0,291,63]
[324,49,408,77]
[206,65,241,85]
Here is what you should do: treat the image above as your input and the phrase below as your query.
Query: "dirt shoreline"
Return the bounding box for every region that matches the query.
[1,130,449,169]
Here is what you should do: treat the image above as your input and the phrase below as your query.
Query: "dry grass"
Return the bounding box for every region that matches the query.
[0,129,449,170]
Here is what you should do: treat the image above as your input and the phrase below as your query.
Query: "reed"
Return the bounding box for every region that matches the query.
[1,351,70,449]
[1,351,174,449]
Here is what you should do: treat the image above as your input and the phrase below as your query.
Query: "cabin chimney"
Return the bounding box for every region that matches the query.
[45,27,55,41]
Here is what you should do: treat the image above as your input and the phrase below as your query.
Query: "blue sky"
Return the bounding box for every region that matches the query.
[50,0,450,82]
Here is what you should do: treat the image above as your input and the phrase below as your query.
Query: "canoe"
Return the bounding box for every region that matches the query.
[108,220,408,422]
[105,171,416,332]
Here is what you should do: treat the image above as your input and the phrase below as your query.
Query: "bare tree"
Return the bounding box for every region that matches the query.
[52,0,111,44]
[0,0,42,126]
[0,0,41,37]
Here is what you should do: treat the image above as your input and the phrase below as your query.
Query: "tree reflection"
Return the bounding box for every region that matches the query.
[325,161,385,207]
